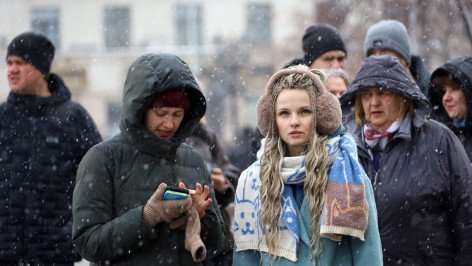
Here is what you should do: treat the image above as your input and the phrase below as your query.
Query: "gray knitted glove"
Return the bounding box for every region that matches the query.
[143,183,192,227]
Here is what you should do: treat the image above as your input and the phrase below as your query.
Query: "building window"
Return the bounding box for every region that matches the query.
[174,4,203,46]
[31,7,60,47]
[246,4,272,46]
[104,6,130,50]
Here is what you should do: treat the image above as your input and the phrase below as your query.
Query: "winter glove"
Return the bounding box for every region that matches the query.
[143,183,192,227]
[169,213,188,230]
[185,206,206,262]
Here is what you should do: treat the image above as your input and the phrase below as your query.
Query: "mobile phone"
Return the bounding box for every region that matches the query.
[163,186,189,200]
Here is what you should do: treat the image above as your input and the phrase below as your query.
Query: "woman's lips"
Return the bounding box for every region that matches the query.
[289,131,303,137]
[157,130,172,138]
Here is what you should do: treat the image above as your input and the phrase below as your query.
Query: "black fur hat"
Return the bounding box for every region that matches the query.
[7,32,55,76]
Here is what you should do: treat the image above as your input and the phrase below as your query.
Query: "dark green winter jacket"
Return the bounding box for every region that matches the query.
[72,53,226,265]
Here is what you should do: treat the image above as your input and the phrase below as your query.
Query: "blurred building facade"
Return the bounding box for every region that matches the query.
[0,0,470,143]
[0,0,315,141]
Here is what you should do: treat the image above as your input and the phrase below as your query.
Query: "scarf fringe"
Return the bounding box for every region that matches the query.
[235,241,298,262]
[320,225,366,241]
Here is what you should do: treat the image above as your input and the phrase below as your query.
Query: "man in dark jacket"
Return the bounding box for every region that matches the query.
[340,55,472,265]
[0,32,102,265]
[429,56,472,162]
[72,53,226,265]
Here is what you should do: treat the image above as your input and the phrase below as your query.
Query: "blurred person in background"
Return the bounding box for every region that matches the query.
[229,126,263,171]
[429,56,472,161]
[323,68,350,98]
[364,19,430,96]
[72,53,225,265]
[185,118,241,266]
[0,32,102,265]
[233,65,382,265]
[302,24,347,69]
[282,57,305,69]
[339,55,472,265]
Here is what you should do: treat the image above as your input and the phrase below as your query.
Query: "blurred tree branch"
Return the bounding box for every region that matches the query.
[456,0,472,47]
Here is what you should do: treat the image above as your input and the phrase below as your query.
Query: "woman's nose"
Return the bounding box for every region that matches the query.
[289,115,300,126]
[162,119,174,128]
[371,94,381,105]
[443,88,452,101]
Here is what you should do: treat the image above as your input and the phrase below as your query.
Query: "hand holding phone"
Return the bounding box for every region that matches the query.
[143,183,192,227]
[163,186,189,200]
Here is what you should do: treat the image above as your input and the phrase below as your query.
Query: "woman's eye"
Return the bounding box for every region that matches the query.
[299,109,313,116]
[452,85,462,91]
[174,112,184,118]
[302,109,313,114]
[278,111,289,116]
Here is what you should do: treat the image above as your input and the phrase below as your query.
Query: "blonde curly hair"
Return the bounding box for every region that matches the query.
[258,65,330,259]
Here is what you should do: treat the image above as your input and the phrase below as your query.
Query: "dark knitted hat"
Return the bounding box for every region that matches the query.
[256,65,342,137]
[7,32,55,76]
[364,20,411,65]
[151,90,191,111]
[302,24,346,66]
[283,58,305,69]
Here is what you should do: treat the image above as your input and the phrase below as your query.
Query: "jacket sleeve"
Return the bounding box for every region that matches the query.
[73,104,103,154]
[440,131,472,264]
[351,173,383,266]
[198,157,227,259]
[72,145,156,262]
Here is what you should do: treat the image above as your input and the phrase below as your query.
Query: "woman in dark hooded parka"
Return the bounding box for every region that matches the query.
[429,56,472,161]
[339,55,472,265]
[72,53,226,265]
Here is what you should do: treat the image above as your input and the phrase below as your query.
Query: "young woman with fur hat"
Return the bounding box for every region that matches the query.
[232,65,382,265]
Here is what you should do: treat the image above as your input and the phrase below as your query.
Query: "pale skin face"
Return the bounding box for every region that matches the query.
[310,49,346,69]
[369,48,399,58]
[144,107,185,139]
[439,77,468,120]
[360,88,403,132]
[6,55,50,97]
[275,89,314,156]
[326,76,347,98]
